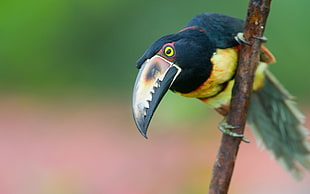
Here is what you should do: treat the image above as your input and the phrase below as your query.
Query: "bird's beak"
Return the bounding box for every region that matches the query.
[132,55,182,138]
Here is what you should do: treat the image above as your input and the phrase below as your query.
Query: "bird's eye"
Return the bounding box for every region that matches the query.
[164,46,175,57]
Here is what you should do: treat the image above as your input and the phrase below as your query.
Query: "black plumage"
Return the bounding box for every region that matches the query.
[132,12,310,178]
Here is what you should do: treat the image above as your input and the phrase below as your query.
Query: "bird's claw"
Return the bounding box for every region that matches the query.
[218,118,250,143]
[234,33,251,45]
[234,32,268,46]
[252,35,268,43]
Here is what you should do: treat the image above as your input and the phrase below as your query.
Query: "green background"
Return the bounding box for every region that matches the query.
[1,0,310,101]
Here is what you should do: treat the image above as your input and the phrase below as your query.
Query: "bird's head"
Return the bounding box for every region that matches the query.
[132,27,215,137]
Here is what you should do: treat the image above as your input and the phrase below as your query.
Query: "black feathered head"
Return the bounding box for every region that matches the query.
[132,27,215,137]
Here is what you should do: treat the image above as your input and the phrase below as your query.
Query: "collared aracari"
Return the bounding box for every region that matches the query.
[132,13,310,178]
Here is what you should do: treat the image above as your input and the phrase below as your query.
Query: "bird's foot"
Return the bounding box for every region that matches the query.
[234,32,268,45]
[218,118,250,143]
[252,35,268,43]
[234,33,251,45]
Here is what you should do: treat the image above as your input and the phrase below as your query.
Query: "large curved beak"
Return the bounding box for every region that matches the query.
[132,55,182,138]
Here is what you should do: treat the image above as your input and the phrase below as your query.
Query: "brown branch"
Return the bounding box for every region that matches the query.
[208,0,272,193]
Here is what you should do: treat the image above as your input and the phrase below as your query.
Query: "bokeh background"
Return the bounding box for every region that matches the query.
[1,0,310,193]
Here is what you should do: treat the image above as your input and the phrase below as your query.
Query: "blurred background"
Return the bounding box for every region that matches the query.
[1,0,310,193]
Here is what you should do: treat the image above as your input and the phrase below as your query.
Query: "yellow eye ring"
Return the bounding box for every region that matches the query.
[164,46,175,57]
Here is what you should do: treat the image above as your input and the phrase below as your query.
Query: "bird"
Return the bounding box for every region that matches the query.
[132,13,310,179]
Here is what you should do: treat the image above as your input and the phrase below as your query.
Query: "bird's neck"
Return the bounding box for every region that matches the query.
[178,46,240,99]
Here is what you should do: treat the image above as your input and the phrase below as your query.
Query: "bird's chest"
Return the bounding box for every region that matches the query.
[200,61,268,114]
[178,47,239,99]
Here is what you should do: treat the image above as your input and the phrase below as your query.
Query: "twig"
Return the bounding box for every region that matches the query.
[208,0,272,193]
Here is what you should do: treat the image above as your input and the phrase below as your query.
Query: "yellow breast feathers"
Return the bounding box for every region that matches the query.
[177,47,268,109]
[179,47,239,99]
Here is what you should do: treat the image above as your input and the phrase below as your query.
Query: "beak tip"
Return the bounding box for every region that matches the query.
[133,115,149,139]
[137,125,149,139]
[142,133,148,139]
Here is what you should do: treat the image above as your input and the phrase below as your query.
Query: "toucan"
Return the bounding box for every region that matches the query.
[132,13,310,178]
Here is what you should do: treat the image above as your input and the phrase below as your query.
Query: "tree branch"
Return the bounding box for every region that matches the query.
[209,0,272,193]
